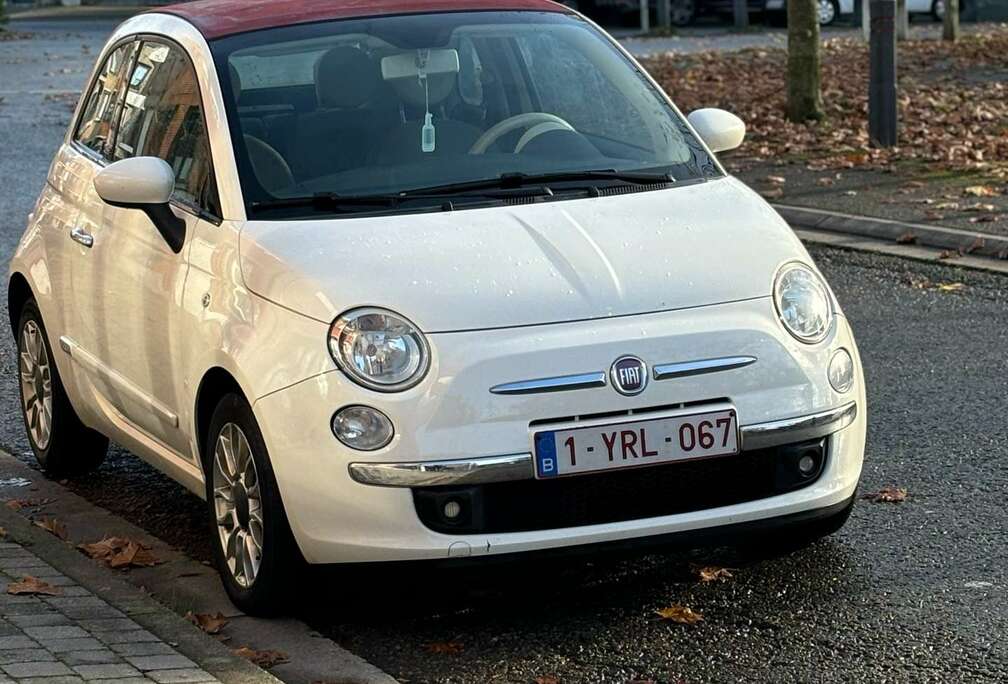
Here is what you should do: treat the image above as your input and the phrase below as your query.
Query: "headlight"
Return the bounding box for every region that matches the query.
[773,263,834,344]
[328,308,430,391]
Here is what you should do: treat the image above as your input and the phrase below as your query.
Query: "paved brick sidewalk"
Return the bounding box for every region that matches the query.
[0,541,218,684]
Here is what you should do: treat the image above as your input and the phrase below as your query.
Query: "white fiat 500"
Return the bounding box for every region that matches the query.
[9,0,866,614]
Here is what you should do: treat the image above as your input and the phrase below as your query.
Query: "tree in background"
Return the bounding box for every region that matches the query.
[943,0,960,42]
[0,0,8,28]
[787,0,824,122]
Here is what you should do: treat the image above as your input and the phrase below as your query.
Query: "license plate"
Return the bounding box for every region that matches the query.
[533,407,739,479]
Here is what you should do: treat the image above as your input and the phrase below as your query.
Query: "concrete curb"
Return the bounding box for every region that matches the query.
[0,452,397,684]
[0,493,281,684]
[775,203,1008,260]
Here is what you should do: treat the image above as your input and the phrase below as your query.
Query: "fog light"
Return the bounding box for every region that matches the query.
[331,405,394,451]
[828,348,854,393]
[798,454,817,475]
[443,500,462,520]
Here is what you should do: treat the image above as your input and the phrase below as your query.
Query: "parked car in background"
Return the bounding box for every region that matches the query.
[764,0,855,26]
[908,0,964,20]
[11,0,867,616]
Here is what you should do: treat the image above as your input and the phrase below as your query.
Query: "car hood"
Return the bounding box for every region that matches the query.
[238,176,807,333]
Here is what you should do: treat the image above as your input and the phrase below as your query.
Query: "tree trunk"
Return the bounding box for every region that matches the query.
[0,0,7,27]
[733,0,749,28]
[787,0,824,122]
[943,0,960,41]
[896,0,909,40]
[861,0,871,41]
[639,0,650,33]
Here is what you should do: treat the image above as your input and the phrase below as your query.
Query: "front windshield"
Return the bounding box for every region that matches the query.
[212,10,721,218]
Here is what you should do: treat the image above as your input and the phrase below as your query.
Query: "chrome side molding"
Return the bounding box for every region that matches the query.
[349,401,858,488]
[349,453,534,488]
[653,356,756,381]
[490,372,607,395]
[740,401,857,451]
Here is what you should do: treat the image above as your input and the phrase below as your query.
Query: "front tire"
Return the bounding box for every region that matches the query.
[16,299,107,477]
[205,393,300,616]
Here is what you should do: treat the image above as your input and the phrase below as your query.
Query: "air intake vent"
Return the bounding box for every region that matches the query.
[597,182,675,197]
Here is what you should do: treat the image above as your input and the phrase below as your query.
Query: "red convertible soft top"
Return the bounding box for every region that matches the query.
[157,0,570,40]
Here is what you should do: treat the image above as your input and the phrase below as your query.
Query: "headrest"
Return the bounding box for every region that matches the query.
[315,46,379,109]
[228,63,242,103]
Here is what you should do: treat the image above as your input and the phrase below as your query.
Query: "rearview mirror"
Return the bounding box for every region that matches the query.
[381,49,460,81]
[687,108,746,154]
[93,157,186,254]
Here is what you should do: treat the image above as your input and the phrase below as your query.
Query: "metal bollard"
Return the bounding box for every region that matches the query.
[868,0,898,147]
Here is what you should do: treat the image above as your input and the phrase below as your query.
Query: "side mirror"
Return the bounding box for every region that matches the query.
[93,157,186,254]
[687,108,746,154]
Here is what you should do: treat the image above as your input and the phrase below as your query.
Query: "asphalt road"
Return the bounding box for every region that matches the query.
[2,18,1007,684]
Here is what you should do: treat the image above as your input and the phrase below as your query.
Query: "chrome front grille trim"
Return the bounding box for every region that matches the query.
[652,356,757,381]
[489,372,607,395]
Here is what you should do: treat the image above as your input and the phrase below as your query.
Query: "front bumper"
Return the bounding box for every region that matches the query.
[253,298,867,564]
[347,401,857,487]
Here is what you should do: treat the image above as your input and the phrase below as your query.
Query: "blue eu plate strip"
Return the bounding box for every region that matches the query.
[535,431,558,478]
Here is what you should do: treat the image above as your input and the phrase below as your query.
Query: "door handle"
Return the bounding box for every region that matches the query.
[70,226,94,248]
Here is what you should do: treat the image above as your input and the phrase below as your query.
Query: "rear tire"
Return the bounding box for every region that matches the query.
[205,393,301,616]
[16,299,108,477]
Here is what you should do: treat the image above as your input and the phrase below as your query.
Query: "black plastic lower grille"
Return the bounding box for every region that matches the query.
[413,439,827,534]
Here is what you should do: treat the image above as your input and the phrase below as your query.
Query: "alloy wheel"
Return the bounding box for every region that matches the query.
[213,423,263,588]
[19,320,53,451]
[818,0,837,25]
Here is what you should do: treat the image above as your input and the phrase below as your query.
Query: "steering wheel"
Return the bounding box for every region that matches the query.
[469,112,576,155]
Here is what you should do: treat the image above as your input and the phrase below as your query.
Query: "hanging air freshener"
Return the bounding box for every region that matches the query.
[417,51,436,154]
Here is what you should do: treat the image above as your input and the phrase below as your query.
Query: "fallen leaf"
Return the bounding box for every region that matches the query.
[816,177,835,186]
[654,604,704,624]
[534,677,561,684]
[963,185,998,197]
[109,542,159,569]
[862,486,908,503]
[764,175,786,185]
[5,498,51,511]
[896,231,917,244]
[935,201,959,210]
[937,249,961,260]
[969,215,999,223]
[34,517,68,541]
[963,203,996,212]
[843,190,858,197]
[7,575,62,596]
[426,642,464,655]
[697,566,734,583]
[760,187,784,199]
[233,646,289,669]
[78,537,160,569]
[923,211,945,221]
[186,611,229,635]
[936,282,965,292]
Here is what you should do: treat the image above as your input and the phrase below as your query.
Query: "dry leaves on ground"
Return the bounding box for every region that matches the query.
[186,611,229,635]
[34,517,68,541]
[534,676,561,684]
[696,566,734,583]
[78,537,161,569]
[642,27,1008,178]
[862,486,909,503]
[654,604,704,625]
[425,642,465,655]
[936,282,965,292]
[5,498,52,511]
[233,646,289,669]
[7,575,62,596]
[896,231,917,244]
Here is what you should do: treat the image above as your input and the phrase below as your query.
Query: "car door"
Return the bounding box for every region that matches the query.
[70,39,222,461]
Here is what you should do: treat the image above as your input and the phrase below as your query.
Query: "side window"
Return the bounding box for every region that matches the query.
[115,41,220,217]
[75,41,138,159]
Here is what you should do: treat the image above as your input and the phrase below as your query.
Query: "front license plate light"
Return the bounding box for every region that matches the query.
[534,407,739,479]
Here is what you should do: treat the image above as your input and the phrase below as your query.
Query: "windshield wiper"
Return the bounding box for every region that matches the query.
[251,185,556,214]
[402,169,676,197]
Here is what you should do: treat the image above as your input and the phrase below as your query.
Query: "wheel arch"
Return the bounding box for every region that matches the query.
[194,367,248,471]
[8,272,34,335]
